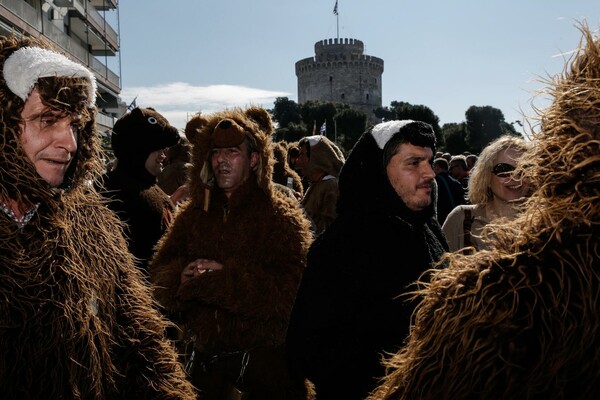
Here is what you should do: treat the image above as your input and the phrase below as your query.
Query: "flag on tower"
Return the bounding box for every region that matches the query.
[333,0,338,16]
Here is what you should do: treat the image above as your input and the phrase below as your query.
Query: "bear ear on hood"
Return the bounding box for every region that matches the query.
[244,106,273,134]
[185,113,207,141]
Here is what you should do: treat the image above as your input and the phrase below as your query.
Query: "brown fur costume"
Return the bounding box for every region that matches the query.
[369,23,600,400]
[272,141,304,196]
[150,107,313,399]
[0,36,195,398]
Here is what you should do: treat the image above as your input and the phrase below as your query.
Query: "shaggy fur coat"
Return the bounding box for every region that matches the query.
[0,37,195,399]
[369,23,600,400]
[150,107,313,399]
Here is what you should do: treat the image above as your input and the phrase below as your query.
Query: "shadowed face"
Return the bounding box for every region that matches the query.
[210,141,258,198]
[19,88,79,187]
[145,148,167,176]
[386,143,435,212]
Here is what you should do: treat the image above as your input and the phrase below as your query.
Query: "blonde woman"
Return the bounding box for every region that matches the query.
[442,135,530,251]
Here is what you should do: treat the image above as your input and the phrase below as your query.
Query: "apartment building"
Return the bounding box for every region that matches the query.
[0,0,124,135]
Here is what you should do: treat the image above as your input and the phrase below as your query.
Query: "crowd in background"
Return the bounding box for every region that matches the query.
[1,22,599,400]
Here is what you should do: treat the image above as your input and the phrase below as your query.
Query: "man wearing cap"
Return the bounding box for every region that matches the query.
[0,36,195,398]
[150,107,313,399]
[287,120,448,400]
[100,107,180,275]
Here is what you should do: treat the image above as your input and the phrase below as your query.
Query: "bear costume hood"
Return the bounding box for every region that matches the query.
[184,106,275,210]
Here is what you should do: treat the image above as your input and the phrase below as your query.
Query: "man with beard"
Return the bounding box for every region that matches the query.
[369,23,600,400]
[286,120,448,399]
[0,36,194,398]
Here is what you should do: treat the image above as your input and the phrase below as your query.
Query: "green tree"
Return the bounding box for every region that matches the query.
[394,101,443,146]
[373,104,396,121]
[465,105,511,153]
[274,122,306,143]
[440,122,468,154]
[334,106,368,153]
[300,100,337,134]
[270,97,302,129]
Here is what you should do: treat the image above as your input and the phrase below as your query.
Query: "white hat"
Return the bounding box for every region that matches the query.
[3,46,97,107]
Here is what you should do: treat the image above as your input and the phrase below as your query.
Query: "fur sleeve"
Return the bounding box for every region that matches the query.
[176,198,312,321]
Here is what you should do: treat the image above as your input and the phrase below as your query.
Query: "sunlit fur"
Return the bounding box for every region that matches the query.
[369,22,600,400]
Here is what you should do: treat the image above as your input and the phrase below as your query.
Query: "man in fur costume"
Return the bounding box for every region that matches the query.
[369,23,600,400]
[295,135,345,234]
[272,141,304,198]
[286,121,448,400]
[150,106,313,399]
[101,107,180,275]
[0,36,195,398]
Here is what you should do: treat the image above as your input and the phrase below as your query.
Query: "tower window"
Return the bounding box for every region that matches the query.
[329,76,333,82]
[341,93,345,99]
[366,94,370,101]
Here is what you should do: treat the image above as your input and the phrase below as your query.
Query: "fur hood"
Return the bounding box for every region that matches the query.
[184,107,275,211]
[338,120,437,222]
[0,37,195,398]
[0,36,101,207]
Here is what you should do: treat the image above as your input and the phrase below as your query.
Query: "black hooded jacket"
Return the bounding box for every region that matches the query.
[286,125,448,400]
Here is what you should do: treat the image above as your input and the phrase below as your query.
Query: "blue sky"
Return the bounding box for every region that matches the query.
[115,1,600,133]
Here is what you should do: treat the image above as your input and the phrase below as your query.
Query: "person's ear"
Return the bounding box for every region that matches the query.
[250,151,259,169]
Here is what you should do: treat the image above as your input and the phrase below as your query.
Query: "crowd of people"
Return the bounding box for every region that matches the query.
[1,22,598,400]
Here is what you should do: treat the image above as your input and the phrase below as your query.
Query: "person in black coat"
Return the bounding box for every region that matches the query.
[101,107,180,276]
[433,157,466,224]
[286,120,448,400]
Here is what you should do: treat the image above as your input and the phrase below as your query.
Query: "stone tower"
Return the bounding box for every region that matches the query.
[295,38,384,123]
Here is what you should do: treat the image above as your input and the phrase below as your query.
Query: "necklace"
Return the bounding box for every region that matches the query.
[0,200,40,229]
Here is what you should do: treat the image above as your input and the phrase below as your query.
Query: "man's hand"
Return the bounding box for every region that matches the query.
[180,259,224,284]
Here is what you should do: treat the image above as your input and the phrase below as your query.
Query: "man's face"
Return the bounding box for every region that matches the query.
[145,148,167,177]
[386,143,435,212]
[210,141,258,197]
[19,88,79,187]
[449,162,464,180]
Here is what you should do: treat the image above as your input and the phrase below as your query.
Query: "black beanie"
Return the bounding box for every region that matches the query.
[111,107,180,161]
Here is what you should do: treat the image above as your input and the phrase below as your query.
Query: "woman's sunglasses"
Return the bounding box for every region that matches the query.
[492,163,516,177]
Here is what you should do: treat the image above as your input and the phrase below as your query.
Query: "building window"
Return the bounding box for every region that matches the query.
[341,93,345,99]
[366,93,370,101]
[329,76,333,82]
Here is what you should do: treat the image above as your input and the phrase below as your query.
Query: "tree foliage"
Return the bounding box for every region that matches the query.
[440,123,468,155]
[270,98,368,153]
[465,105,518,153]
[271,97,302,129]
[375,101,443,146]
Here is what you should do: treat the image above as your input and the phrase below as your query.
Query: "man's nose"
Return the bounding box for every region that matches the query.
[54,120,78,154]
[423,164,436,179]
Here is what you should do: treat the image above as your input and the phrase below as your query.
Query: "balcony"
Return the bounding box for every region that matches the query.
[67,0,119,54]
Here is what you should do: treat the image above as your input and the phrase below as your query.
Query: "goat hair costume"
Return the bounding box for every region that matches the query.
[369,23,600,400]
[150,107,313,399]
[0,36,195,399]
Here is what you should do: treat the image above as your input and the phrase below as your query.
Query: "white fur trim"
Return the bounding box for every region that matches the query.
[371,120,416,149]
[304,135,323,147]
[3,46,97,107]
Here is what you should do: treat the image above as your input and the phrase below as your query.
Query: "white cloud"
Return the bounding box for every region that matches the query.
[119,82,290,130]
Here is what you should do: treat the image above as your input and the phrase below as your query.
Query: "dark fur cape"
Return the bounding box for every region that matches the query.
[150,107,313,399]
[0,36,195,399]
[369,23,600,400]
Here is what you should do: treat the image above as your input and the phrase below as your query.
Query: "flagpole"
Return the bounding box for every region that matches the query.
[336,1,339,40]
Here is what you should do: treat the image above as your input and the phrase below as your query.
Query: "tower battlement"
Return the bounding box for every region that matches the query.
[296,38,384,123]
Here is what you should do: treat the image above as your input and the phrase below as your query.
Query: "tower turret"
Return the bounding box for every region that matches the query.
[296,38,384,123]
